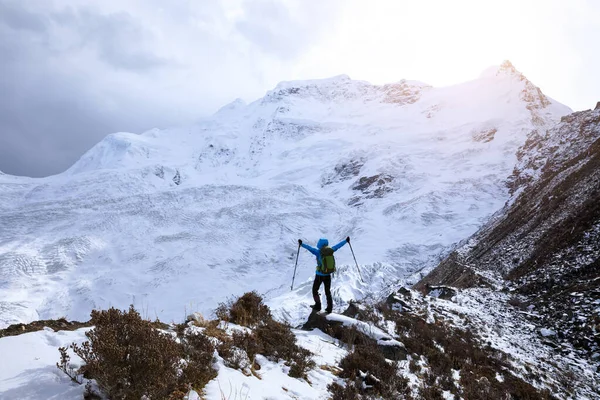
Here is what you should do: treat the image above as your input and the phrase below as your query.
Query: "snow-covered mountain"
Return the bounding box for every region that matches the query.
[0,61,570,328]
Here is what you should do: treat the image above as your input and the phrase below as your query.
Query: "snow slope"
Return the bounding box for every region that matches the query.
[0,61,570,327]
[0,328,90,399]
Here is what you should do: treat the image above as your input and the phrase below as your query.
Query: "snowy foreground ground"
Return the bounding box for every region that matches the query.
[1,274,598,400]
[0,324,345,400]
[0,267,374,400]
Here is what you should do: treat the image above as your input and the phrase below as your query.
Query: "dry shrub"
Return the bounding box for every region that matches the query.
[254,319,296,359]
[255,319,315,378]
[231,331,260,361]
[217,291,271,328]
[393,308,556,399]
[179,332,218,390]
[202,320,229,343]
[328,381,361,400]
[220,343,252,372]
[174,322,187,338]
[288,346,314,379]
[353,304,382,326]
[58,305,216,400]
[419,372,446,399]
[334,300,557,399]
[216,293,315,379]
[337,343,410,399]
[409,357,420,374]
[2,317,90,338]
[459,373,550,400]
[214,303,230,322]
[322,316,411,399]
[336,325,370,347]
[230,319,315,379]
[218,331,257,372]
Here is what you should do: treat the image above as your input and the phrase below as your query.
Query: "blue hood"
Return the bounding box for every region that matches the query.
[317,238,329,249]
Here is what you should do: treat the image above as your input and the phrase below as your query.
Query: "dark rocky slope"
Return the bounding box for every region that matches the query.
[416,107,600,360]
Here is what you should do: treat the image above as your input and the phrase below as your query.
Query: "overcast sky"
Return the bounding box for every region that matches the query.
[1,0,599,177]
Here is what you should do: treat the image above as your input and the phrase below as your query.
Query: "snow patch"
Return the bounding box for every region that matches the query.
[540,328,556,337]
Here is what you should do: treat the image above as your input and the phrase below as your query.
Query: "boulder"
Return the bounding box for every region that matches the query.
[302,311,407,361]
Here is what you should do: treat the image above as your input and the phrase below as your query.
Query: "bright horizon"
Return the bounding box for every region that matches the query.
[1,0,599,177]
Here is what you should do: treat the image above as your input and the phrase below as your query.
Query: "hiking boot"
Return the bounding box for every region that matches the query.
[325,307,332,314]
[310,304,322,312]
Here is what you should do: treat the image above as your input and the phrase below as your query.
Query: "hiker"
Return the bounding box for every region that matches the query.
[298,237,350,313]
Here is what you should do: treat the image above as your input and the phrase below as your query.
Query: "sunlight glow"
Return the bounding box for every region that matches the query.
[295,0,595,108]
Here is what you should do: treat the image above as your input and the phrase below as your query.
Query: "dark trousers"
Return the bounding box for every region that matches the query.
[312,274,332,310]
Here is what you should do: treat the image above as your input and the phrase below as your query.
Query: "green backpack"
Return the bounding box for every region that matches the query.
[319,246,336,274]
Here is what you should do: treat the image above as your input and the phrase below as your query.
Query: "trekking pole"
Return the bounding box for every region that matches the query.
[291,241,301,290]
[348,240,364,283]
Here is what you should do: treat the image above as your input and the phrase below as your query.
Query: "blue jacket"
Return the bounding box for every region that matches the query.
[301,238,347,276]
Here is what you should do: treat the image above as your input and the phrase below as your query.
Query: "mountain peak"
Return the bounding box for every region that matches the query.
[499,60,518,74]
[477,60,570,120]
[479,60,523,79]
[262,74,369,104]
[273,74,352,92]
[215,98,247,116]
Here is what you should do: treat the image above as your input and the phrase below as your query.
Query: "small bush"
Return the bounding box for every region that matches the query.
[226,319,315,379]
[202,320,229,343]
[254,319,296,359]
[288,347,314,379]
[409,357,420,374]
[218,291,271,328]
[336,325,370,347]
[59,305,217,400]
[218,331,257,372]
[180,332,219,390]
[419,373,445,399]
[256,319,315,378]
[337,344,410,399]
[231,331,260,361]
[328,381,361,400]
[217,293,315,379]
[214,303,230,322]
[222,344,252,372]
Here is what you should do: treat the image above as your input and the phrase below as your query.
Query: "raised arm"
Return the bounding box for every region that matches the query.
[332,237,349,252]
[300,242,319,256]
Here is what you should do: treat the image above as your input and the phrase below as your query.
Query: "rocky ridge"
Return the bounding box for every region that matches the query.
[417,107,600,361]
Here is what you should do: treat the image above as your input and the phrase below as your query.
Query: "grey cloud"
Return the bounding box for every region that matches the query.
[0,3,171,176]
[236,0,339,60]
[0,1,48,32]
[0,63,136,177]
[236,1,297,58]
[0,0,343,177]
[0,2,169,72]
[49,8,170,72]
